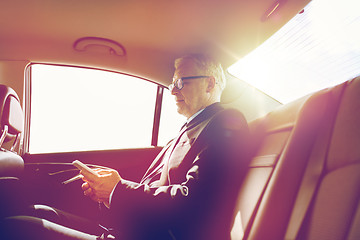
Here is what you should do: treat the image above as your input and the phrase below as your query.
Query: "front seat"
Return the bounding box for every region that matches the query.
[0,84,25,218]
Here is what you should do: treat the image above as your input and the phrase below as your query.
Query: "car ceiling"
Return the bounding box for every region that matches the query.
[0,0,310,86]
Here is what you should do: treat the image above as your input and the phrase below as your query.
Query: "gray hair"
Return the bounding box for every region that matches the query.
[174,54,226,91]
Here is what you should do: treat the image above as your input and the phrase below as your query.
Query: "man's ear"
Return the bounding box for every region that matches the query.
[206,76,216,92]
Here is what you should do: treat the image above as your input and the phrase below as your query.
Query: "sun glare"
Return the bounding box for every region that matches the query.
[228,0,360,104]
[30,65,156,153]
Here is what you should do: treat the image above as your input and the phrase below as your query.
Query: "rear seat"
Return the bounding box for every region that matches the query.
[231,76,360,240]
[230,92,312,239]
[290,77,360,240]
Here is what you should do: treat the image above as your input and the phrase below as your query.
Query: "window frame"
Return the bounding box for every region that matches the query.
[22,63,166,154]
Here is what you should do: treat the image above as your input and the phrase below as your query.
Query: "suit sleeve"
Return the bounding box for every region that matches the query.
[108,109,250,234]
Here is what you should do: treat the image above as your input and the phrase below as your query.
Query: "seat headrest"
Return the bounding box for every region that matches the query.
[0,85,24,147]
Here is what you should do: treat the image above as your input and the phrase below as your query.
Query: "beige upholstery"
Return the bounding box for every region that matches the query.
[298,78,360,240]
[231,76,360,240]
[231,95,310,239]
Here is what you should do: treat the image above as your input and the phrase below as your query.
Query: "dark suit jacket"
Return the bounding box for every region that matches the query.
[109,103,250,240]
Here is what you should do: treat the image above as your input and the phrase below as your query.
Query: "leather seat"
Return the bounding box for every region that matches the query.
[0,84,24,219]
[230,76,360,240]
[0,84,24,177]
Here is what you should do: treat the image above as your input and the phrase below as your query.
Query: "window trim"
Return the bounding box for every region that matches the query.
[151,86,164,147]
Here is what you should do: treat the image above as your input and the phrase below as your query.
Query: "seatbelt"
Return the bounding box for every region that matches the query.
[284,83,347,240]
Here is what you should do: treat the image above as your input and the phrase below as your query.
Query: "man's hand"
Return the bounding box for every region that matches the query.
[81,168,121,207]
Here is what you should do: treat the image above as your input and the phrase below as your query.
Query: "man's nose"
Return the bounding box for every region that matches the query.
[170,86,179,95]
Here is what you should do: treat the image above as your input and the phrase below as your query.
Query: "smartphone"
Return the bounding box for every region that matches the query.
[72,160,99,177]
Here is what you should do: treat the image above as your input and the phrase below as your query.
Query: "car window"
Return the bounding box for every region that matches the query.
[158,89,187,146]
[28,64,180,153]
[228,0,360,104]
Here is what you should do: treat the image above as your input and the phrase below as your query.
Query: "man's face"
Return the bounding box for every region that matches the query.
[171,61,211,118]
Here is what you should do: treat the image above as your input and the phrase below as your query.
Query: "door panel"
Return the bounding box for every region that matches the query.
[20,147,162,218]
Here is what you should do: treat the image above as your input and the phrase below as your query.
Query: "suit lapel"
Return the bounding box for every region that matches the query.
[165,103,224,184]
[140,102,224,185]
[140,142,172,184]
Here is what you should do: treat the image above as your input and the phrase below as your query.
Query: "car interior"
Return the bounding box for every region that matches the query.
[1,0,359,239]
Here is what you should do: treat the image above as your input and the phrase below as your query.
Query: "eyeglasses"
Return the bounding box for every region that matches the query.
[169,76,210,91]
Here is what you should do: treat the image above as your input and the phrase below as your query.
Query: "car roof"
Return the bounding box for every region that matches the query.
[0,0,310,86]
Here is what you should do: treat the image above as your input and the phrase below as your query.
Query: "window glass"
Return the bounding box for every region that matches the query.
[228,0,360,104]
[158,89,186,146]
[29,64,157,153]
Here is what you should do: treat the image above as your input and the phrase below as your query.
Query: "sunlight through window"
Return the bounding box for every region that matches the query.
[30,65,158,153]
[228,0,360,104]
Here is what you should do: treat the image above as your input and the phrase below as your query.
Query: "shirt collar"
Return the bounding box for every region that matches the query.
[187,108,205,124]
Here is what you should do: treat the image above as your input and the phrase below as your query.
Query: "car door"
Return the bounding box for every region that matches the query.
[20,64,185,218]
